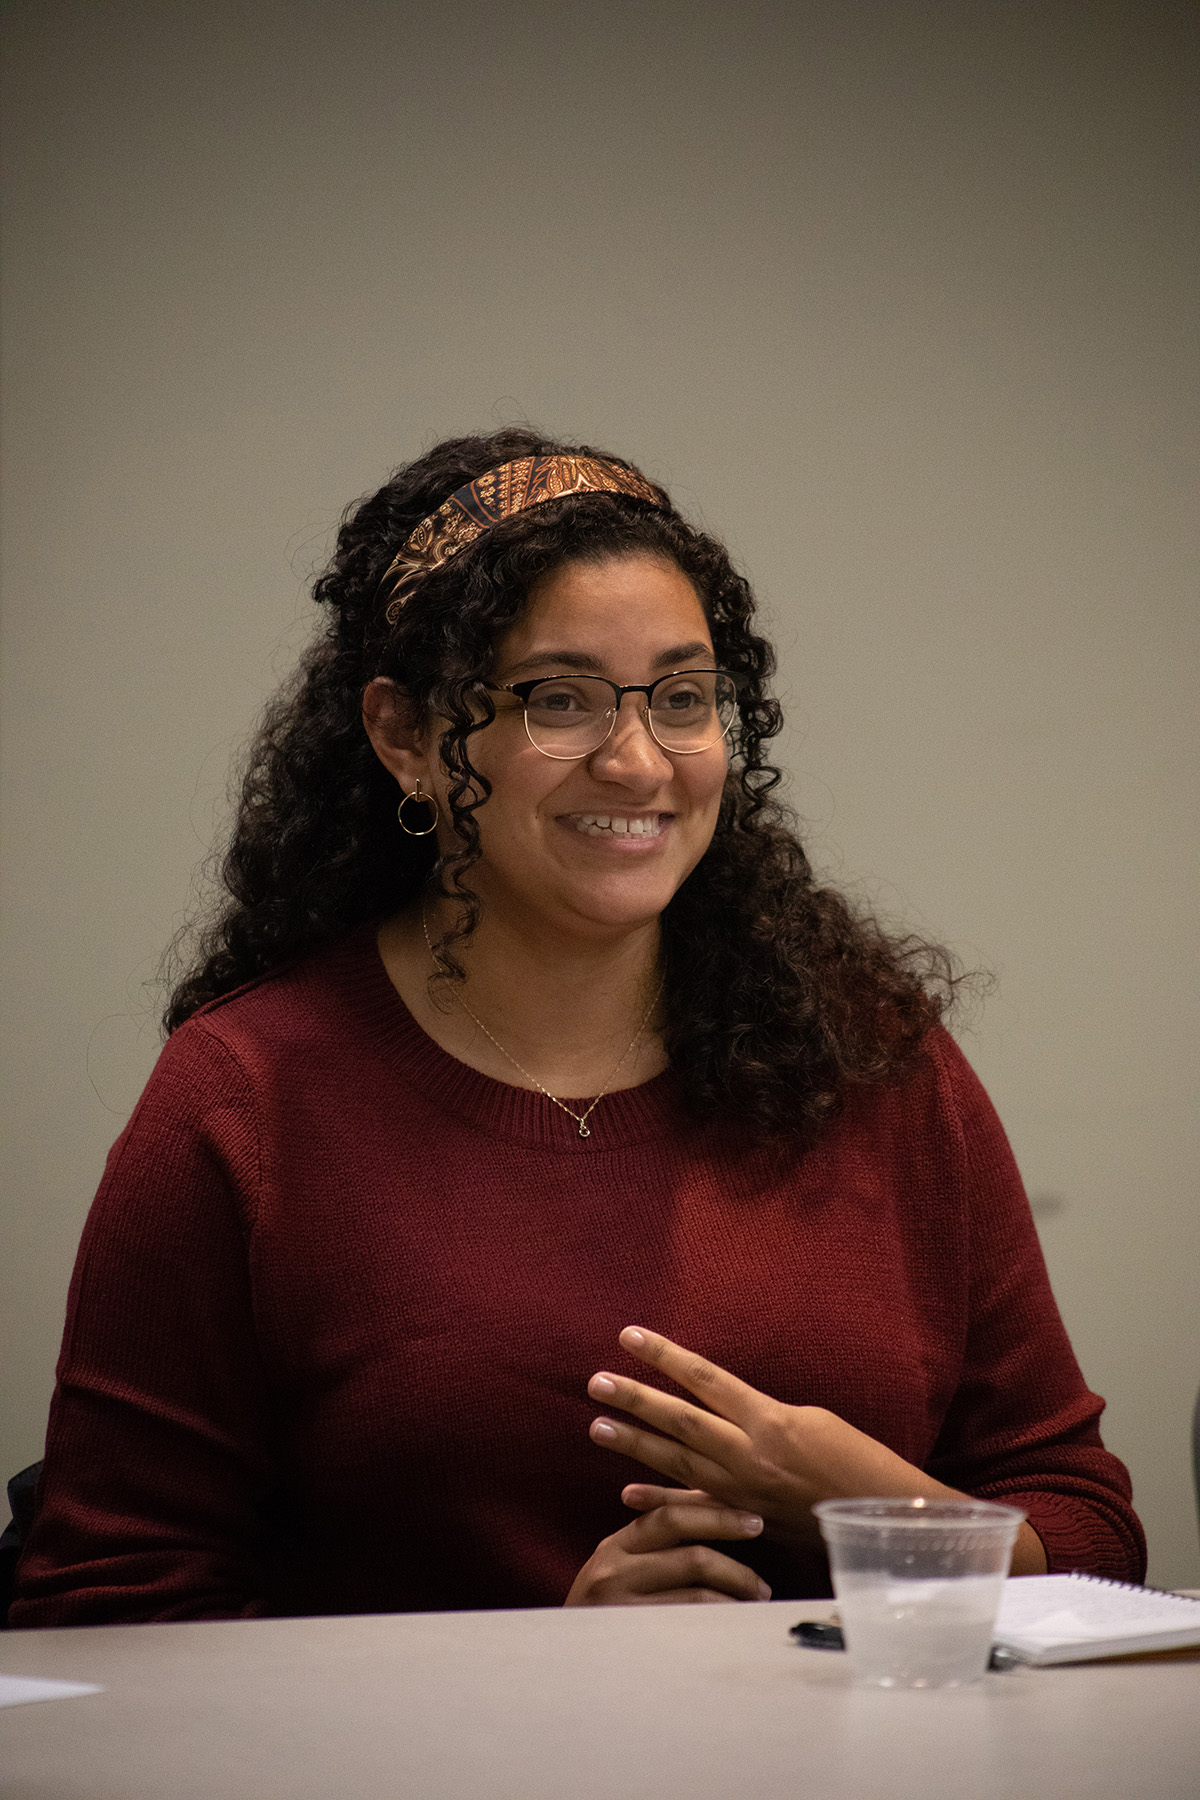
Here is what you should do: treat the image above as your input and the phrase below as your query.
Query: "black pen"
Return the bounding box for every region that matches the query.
[789,1620,1021,1670]
[789,1621,845,1650]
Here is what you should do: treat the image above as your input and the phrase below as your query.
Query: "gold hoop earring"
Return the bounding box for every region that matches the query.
[397,780,439,837]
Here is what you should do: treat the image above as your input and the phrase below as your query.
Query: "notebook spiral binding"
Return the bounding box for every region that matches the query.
[1065,1573,1196,1601]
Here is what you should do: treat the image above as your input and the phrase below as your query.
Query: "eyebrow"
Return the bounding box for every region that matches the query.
[499,641,714,679]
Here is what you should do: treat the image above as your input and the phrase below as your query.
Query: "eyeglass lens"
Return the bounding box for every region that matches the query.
[523,673,737,758]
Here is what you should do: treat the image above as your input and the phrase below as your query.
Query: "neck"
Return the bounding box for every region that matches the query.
[378,897,667,1101]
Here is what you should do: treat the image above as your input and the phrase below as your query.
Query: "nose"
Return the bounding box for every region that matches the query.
[588,693,673,785]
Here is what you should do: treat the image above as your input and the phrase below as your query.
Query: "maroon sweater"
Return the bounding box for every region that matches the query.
[13,928,1145,1625]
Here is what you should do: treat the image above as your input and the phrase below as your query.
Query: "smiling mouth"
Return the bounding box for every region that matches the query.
[565,813,666,838]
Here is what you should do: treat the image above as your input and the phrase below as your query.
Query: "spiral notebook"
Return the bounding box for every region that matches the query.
[993,1573,1200,1665]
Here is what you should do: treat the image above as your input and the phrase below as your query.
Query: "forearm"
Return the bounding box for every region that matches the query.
[772,1438,1047,1573]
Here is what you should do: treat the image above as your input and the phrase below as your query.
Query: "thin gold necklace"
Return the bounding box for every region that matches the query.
[421,904,664,1139]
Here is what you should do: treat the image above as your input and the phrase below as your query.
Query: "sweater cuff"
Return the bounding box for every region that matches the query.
[1009,1491,1147,1584]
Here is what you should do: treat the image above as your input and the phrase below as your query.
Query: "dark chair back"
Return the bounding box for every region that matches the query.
[0,1461,43,1628]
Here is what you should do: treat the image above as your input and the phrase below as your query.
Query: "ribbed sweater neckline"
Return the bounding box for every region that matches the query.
[322,922,685,1155]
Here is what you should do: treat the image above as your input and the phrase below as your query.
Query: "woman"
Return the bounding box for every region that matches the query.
[13,430,1144,1624]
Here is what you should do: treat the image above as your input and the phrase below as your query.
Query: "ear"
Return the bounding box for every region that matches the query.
[361,678,434,793]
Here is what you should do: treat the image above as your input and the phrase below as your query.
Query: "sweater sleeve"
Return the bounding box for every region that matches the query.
[11,1023,277,1626]
[923,1034,1146,1581]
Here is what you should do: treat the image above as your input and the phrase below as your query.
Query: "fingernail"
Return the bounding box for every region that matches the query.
[757,1580,772,1601]
[622,1327,646,1348]
[591,1419,618,1441]
[590,1374,617,1396]
[739,1513,764,1535]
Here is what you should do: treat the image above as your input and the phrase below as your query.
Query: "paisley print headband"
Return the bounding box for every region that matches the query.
[379,454,663,622]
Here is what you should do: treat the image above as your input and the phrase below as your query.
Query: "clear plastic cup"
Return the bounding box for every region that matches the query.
[813,1497,1026,1688]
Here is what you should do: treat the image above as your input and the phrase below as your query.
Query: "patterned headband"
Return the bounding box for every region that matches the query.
[379,454,664,623]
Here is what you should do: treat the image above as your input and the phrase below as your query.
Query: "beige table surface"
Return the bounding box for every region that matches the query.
[2,1597,1198,1800]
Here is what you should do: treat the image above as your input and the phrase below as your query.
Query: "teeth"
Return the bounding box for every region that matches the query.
[571,815,661,837]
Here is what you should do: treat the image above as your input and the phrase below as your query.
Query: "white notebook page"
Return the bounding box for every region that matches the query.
[996,1574,1200,1647]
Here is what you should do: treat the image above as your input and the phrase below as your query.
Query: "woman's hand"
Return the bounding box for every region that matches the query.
[587,1327,1046,1573]
[564,1489,773,1606]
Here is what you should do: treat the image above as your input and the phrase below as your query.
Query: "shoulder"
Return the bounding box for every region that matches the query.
[90,931,388,1242]
[910,1025,1004,1128]
[913,1026,1024,1183]
[169,924,383,1073]
[825,1025,1025,1214]
[189,925,374,1033]
[887,1026,1035,1245]
[122,928,385,1148]
[834,1024,995,1143]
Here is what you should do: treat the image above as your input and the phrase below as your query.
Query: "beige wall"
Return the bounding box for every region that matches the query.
[2,1,1196,1585]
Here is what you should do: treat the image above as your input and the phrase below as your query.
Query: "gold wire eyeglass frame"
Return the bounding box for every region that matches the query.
[482,669,745,761]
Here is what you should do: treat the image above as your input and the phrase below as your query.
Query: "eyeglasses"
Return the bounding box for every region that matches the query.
[484,669,745,760]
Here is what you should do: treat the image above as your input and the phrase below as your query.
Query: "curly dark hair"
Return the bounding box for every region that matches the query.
[165,426,959,1140]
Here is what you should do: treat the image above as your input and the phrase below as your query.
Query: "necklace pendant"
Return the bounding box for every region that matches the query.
[578,1122,591,1138]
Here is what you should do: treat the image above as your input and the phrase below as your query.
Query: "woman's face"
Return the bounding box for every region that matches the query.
[435,553,729,944]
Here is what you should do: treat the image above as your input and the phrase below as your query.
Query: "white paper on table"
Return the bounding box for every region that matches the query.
[0,1674,103,1708]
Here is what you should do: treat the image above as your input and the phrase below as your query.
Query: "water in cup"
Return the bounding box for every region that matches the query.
[834,1572,1006,1687]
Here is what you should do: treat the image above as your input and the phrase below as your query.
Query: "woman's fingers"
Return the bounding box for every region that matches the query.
[617,1326,766,1426]
[589,1412,728,1493]
[607,1542,768,1602]
[622,1500,763,1551]
[621,1484,713,1513]
[588,1368,745,1462]
[564,1497,772,1607]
